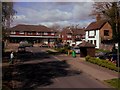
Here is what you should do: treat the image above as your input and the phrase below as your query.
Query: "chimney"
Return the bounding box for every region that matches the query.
[96,14,101,22]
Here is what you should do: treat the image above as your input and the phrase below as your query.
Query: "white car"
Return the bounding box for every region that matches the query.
[72,46,80,54]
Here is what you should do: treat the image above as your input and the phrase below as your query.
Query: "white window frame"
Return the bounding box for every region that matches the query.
[19,31,24,34]
[28,32,32,35]
[51,33,54,35]
[11,31,16,34]
[67,35,72,38]
[44,32,48,35]
[36,32,40,35]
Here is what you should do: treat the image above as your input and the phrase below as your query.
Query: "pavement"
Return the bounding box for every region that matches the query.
[52,54,118,81]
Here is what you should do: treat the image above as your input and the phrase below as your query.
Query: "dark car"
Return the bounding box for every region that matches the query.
[17,46,33,59]
[18,46,26,53]
[95,52,117,60]
[95,52,107,59]
[55,43,63,48]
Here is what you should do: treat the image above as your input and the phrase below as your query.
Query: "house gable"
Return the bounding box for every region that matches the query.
[99,22,113,40]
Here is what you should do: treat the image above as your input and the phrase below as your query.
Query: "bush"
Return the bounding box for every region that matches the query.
[85,56,120,72]
[85,55,91,61]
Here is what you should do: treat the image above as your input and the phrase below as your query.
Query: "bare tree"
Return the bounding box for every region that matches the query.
[2,2,16,53]
[92,2,120,43]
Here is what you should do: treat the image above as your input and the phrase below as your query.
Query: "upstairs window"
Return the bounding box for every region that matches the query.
[44,32,48,35]
[36,32,41,35]
[88,30,95,38]
[67,35,72,38]
[28,32,32,35]
[104,30,109,36]
[19,31,24,34]
[51,33,54,35]
[11,31,16,34]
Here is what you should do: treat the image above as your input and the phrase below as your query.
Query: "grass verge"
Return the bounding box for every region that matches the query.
[104,78,120,89]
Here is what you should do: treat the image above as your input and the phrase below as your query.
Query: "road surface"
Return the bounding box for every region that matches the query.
[3,47,110,89]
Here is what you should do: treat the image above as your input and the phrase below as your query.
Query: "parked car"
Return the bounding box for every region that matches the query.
[17,46,26,53]
[40,43,48,47]
[95,52,106,59]
[19,41,33,47]
[95,52,117,60]
[55,43,63,48]
[71,46,80,54]
[17,46,33,59]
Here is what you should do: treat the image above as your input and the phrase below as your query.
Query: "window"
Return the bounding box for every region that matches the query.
[88,30,95,38]
[44,32,48,35]
[94,40,96,46]
[28,32,32,35]
[94,30,96,35]
[36,32,41,35]
[90,40,93,44]
[67,35,72,38]
[76,35,80,38]
[19,31,24,34]
[51,33,54,35]
[104,30,109,36]
[11,31,16,34]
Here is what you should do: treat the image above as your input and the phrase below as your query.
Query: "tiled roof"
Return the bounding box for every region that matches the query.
[10,24,57,32]
[61,28,85,35]
[79,41,95,47]
[85,20,107,31]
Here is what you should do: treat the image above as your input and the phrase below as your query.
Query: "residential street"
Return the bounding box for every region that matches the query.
[2,46,114,89]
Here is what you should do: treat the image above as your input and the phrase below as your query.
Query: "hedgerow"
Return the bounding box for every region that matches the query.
[85,56,120,72]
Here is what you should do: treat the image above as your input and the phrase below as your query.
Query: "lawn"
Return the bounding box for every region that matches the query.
[104,78,120,89]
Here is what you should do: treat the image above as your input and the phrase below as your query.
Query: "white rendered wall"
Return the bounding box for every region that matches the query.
[85,30,100,48]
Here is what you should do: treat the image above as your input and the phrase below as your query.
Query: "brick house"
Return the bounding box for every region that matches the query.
[9,24,58,45]
[60,27,85,46]
[85,15,113,49]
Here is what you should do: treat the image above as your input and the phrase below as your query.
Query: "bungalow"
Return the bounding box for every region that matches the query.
[9,24,58,45]
[85,15,113,49]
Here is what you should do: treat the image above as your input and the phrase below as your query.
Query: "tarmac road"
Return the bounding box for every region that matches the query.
[2,47,110,89]
[23,47,109,88]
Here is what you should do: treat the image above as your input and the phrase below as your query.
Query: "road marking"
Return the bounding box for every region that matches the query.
[52,55,62,61]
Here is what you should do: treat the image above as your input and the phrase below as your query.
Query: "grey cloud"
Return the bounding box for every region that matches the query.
[12,2,94,28]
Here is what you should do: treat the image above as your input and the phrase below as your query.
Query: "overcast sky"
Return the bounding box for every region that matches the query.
[12,2,96,28]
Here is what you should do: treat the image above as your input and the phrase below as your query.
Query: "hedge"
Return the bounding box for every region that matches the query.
[85,56,119,72]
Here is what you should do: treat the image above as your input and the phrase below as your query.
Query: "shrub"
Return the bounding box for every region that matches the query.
[85,56,119,72]
[85,55,91,61]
